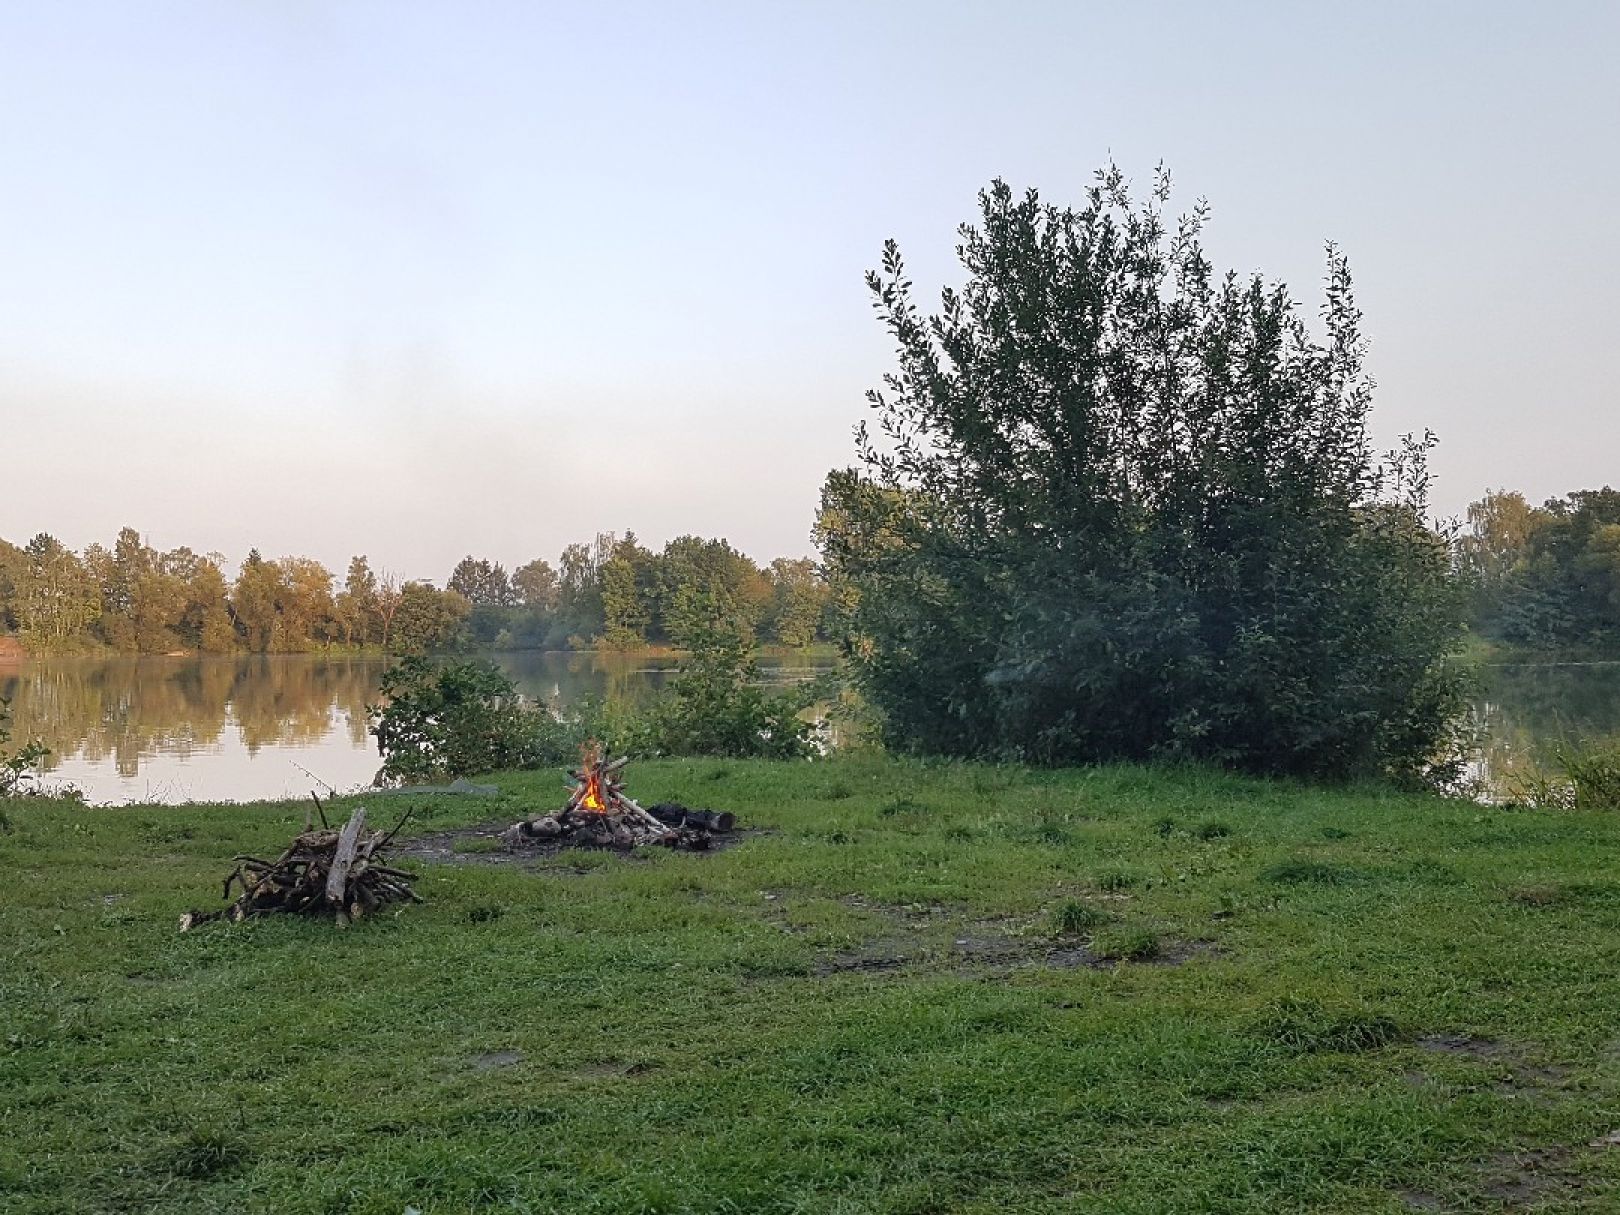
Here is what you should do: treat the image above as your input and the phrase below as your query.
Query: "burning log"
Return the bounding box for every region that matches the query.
[502,743,725,852]
[180,800,421,931]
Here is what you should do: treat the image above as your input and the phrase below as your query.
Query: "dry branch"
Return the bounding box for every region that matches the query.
[180,804,419,932]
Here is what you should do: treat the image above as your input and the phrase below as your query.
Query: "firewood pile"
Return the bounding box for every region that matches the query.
[179,797,420,931]
[502,743,735,852]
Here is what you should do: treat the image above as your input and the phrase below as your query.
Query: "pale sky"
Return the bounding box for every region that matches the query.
[3,1,1616,581]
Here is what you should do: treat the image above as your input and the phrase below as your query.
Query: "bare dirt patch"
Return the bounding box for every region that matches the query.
[1397,1190,1446,1212]
[1481,1147,1582,1205]
[806,898,1216,978]
[1412,1033,1573,1104]
[392,820,763,870]
[1414,1033,1514,1060]
[1392,1143,1588,1211]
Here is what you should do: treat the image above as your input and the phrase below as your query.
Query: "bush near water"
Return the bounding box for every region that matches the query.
[818,168,1468,783]
[367,641,821,784]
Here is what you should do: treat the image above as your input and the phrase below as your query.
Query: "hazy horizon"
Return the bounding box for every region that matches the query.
[5,1,1616,582]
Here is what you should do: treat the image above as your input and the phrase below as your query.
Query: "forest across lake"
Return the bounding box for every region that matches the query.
[1,651,1616,806]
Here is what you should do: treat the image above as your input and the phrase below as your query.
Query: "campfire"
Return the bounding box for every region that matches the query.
[503,742,733,850]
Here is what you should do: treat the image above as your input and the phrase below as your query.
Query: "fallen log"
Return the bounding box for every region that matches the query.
[646,803,736,833]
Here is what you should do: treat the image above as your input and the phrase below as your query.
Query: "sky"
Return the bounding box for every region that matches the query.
[2,1,1616,581]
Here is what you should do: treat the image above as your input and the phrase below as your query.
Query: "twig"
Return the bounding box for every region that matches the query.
[309,791,330,830]
[375,807,413,851]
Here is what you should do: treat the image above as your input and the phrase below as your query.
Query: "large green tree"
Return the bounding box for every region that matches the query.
[512,558,559,612]
[656,536,767,647]
[447,556,515,607]
[599,533,654,650]
[821,167,1466,780]
[1484,488,1620,650]
[390,582,471,654]
[13,534,99,650]
[764,557,827,648]
[231,550,281,652]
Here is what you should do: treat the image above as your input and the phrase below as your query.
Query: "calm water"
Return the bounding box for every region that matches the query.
[0,652,834,804]
[3,654,1617,805]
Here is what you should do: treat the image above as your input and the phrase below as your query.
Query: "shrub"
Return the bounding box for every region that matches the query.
[1510,741,1620,811]
[368,644,825,783]
[1556,741,1620,810]
[368,658,576,783]
[630,629,819,760]
[0,696,54,818]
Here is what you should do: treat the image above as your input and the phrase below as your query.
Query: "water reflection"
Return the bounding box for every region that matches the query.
[1471,663,1620,798]
[0,651,834,804]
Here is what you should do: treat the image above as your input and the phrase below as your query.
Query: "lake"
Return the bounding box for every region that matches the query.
[0,651,835,804]
[3,653,1617,805]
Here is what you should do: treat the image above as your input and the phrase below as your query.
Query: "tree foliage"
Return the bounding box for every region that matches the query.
[1462,487,1620,651]
[820,166,1466,781]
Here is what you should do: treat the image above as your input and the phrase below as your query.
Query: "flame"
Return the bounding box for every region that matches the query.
[576,740,607,813]
[581,768,606,813]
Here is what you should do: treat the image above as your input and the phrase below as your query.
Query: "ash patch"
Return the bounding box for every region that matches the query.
[815,941,915,976]
[1397,1191,1446,1212]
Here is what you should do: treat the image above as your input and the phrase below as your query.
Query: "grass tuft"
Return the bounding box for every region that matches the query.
[1254,996,1399,1055]
[151,1129,250,1181]
[1095,869,1138,892]
[879,796,927,818]
[1094,927,1161,961]
[1261,860,1361,886]
[1049,899,1111,936]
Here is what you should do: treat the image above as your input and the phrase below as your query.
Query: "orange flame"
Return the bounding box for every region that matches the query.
[576,740,607,813]
[581,768,606,812]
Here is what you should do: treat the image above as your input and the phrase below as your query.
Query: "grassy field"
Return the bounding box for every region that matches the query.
[4,757,1620,1214]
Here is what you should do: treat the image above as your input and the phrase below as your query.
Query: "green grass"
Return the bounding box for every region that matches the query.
[5,756,1620,1213]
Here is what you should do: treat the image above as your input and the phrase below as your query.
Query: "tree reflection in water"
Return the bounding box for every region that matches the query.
[0,651,836,804]
[1470,662,1620,798]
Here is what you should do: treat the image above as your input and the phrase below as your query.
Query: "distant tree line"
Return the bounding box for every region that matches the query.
[1459,488,1620,652]
[0,526,832,656]
[446,532,832,651]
